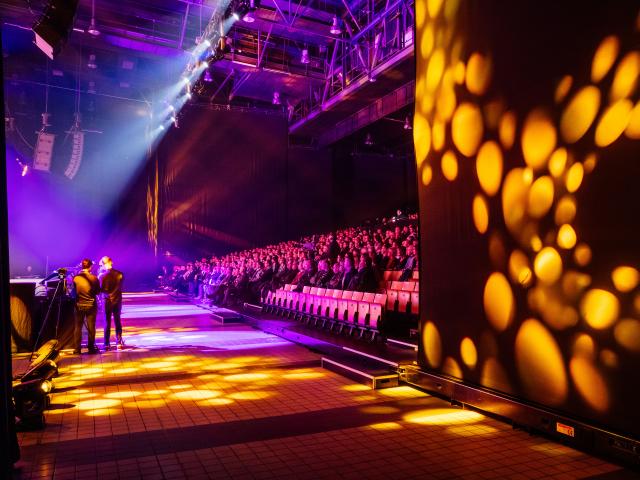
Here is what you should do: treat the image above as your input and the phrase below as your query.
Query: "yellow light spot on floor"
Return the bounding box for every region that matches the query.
[360,406,401,414]
[560,86,601,143]
[591,36,619,83]
[521,109,556,170]
[343,384,371,392]
[595,99,633,147]
[534,247,563,285]
[405,408,484,425]
[580,289,619,329]
[515,319,568,405]
[75,399,121,410]
[476,141,503,196]
[172,389,222,400]
[228,391,272,400]
[452,102,484,157]
[104,391,142,399]
[369,422,402,430]
[483,272,515,332]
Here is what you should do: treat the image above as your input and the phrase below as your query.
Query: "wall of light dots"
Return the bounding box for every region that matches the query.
[415,0,640,437]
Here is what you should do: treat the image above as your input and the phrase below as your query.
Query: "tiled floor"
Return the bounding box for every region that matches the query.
[11,294,632,479]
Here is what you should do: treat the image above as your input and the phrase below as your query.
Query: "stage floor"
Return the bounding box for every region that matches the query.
[12,293,630,479]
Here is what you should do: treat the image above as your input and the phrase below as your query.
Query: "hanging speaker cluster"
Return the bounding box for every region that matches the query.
[32,0,80,59]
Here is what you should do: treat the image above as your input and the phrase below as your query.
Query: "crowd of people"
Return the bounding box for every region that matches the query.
[160,211,419,308]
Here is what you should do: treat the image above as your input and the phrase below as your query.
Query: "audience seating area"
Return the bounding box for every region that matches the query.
[263,268,420,341]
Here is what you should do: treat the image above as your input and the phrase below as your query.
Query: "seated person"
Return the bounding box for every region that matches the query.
[310,259,333,288]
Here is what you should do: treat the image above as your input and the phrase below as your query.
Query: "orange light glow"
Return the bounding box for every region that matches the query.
[614,319,640,352]
[465,52,492,96]
[557,224,577,249]
[554,75,573,103]
[414,113,431,167]
[502,168,529,236]
[610,51,640,101]
[527,176,554,218]
[432,120,446,151]
[508,250,533,287]
[460,338,478,369]
[441,150,458,181]
[572,333,595,360]
[595,99,633,147]
[625,101,640,139]
[534,247,563,285]
[612,266,639,292]
[404,408,484,425]
[483,272,515,332]
[452,102,484,157]
[472,194,489,234]
[580,289,619,329]
[421,164,433,186]
[476,141,503,196]
[548,148,568,178]
[574,243,592,266]
[565,162,584,193]
[442,356,463,378]
[521,109,556,170]
[591,36,619,83]
[570,356,609,412]
[423,321,442,368]
[480,357,512,393]
[499,110,516,150]
[515,319,568,405]
[560,86,601,143]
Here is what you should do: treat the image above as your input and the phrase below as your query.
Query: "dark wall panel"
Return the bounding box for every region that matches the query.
[415,0,640,438]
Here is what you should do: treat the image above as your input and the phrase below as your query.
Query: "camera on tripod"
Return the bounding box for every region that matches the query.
[56,268,67,280]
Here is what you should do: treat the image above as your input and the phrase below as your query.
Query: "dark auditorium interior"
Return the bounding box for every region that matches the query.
[2,0,640,478]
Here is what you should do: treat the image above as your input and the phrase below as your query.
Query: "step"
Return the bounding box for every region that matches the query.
[321,357,398,389]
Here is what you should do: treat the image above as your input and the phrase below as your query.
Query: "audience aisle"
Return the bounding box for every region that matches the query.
[12,294,627,480]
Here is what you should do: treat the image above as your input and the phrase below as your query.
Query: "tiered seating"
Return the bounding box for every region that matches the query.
[263,284,387,341]
[382,276,419,316]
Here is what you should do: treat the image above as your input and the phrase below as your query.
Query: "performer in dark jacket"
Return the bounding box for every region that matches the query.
[72,259,100,354]
[99,256,125,350]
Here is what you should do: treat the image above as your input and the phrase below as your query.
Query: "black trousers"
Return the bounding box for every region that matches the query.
[104,300,123,344]
[74,305,97,351]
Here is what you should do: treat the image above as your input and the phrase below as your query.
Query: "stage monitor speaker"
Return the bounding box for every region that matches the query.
[32,0,80,59]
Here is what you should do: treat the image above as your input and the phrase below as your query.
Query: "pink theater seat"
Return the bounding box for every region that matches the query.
[332,289,343,299]
[346,300,359,325]
[362,292,376,303]
[341,290,354,299]
[402,281,416,292]
[390,281,403,291]
[337,299,349,322]
[316,288,327,298]
[412,270,420,280]
[373,293,387,307]
[284,284,294,291]
[325,288,335,298]
[369,304,382,330]
[302,286,311,294]
[410,292,420,315]
[383,270,394,281]
[391,271,403,281]
[357,302,370,328]
[309,287,318,296]
[351,291,364,301]
[386,290,398,311]
[398,291,411,314]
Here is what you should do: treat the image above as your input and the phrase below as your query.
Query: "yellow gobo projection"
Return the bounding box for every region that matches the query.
[415,0,640,421]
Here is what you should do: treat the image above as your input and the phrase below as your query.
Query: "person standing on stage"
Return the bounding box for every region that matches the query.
[99,256,125,350]
[72,259,100,354]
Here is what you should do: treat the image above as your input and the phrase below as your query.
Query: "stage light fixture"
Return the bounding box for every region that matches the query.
[301,49,310,64]
[404,116,412,130]
[204,70,213,82]
[330,16,342,35]
[87,53,97,69]
[87,0,100,35]
[34,113,55,172]
[32,0,80,59]
[13,379,49,430]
